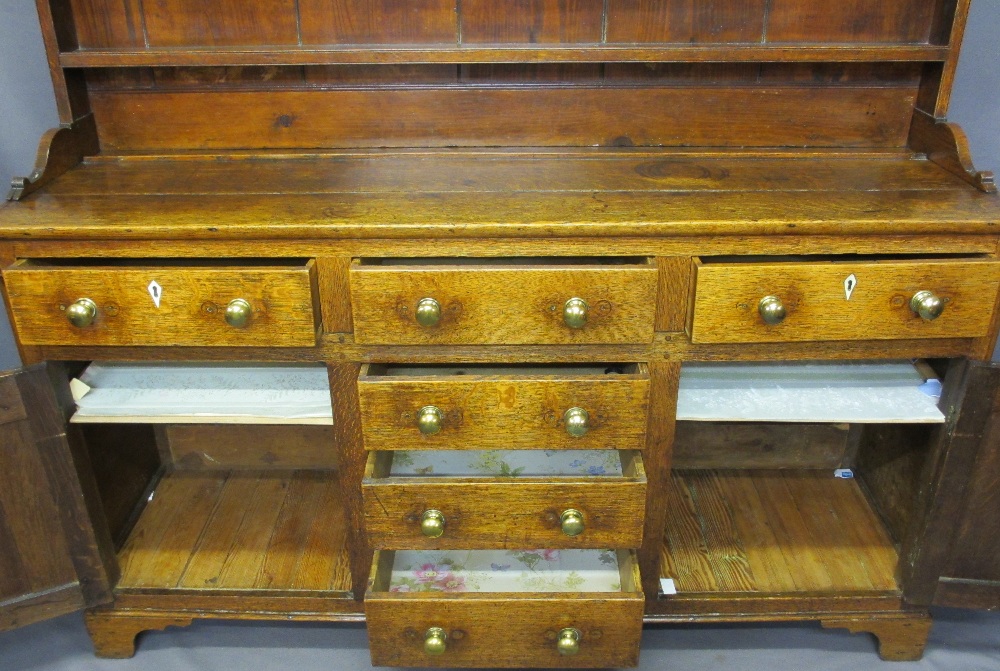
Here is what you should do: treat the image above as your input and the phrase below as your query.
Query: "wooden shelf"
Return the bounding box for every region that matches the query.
[661,470,899,595]
[116,470,351,593]
[58,44,950,68]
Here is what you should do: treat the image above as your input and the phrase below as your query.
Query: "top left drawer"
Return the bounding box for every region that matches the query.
[2,260,319,347]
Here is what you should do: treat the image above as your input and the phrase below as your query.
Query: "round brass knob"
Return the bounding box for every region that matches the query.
[910,290,945,321]
[557,628,581,656]
[563,298,589,329]
[758,295,786,325]
[424,627,447,655]
[417,405,443,435]
[560,509,585,537]
[415,297,441,327]
[65,298,97,328]
[224,298,252,329]
[563,407,590,438]
[420,509,446,538]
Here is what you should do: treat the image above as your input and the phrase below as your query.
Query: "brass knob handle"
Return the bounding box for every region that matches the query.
[557,628,581,656]
[424,627,447,655]
[560,509,585,537]
[66,298,98,328]
[225,298,252,328]
[563,297,589,329]
[758,295,786,325]
[910,290,945,321]
[415,297,441,327]
[420,509,446,538]
[417,405,443,435]
[563,407,590,438]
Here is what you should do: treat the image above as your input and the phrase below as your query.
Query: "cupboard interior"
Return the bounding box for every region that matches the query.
[73,360,941,602]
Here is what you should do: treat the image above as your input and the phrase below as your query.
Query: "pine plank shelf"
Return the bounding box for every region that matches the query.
[116,470,352,594]
[57,44,951,68]
[660,470,900,595]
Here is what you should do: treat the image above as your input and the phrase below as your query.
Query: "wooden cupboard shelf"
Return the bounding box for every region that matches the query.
[660,470,899,596]
[57,44,951,68]
[116,470,352,594]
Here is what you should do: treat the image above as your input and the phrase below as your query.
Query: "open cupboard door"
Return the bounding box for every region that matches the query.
[0,364,116,631]
[931,362,1000,609]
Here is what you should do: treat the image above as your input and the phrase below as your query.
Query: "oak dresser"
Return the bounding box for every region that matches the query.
[2,0,1000,667]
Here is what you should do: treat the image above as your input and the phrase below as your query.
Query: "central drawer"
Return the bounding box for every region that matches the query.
[357,364,650,452]
[362,449,646,549]
[349,257,658,345]
[366,549,644,668]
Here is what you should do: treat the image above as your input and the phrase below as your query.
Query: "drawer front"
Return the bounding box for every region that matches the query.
[358,366,649,451]
[2,261,318,347]
[691,259,1000,344]
[362,453,646,549]
[366,552,643,668]
[350,262,658,345]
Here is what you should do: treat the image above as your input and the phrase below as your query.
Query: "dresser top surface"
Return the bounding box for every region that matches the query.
[2,150,998,241]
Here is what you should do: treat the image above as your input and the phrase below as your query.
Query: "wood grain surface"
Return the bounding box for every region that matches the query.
[691,258,1000,343]
[164,425,336,470]
[3,261,318,347]
[351,262,657,345]
[358,365,649,450]
[672,422,851,470]
[362,451,645,548]
[366,550,643,668]
[661,470,899,594]
[116,470,351,592]
[88,86,918,151]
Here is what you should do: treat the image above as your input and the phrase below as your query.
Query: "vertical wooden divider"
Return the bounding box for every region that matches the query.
[639,360,681,599]
[327,362,371,600]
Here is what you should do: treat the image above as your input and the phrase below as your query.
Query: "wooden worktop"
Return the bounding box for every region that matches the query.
[2,150,998,242]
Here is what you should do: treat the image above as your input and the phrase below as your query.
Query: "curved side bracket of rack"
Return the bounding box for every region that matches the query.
[6,114,99,201]
[909,110,997,194]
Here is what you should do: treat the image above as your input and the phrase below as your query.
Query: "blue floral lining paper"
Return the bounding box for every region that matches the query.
[389,450,623,477]
[389,549,622,593]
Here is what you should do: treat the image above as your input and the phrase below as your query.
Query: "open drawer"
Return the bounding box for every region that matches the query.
[366,549,643,668]
[358,364,650,452]
[362,450,646,549]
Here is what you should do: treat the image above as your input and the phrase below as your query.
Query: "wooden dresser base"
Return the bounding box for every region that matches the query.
[83,607,933,661]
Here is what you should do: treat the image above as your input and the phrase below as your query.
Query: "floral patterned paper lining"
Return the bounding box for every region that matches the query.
[389,450,623,477]
[389,549,622,593]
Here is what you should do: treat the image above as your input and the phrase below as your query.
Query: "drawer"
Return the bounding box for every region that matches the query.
[690,258,1000,343]
[358,364,649,451]
[362,450,646,549]
[366,549,643,668]
[2,260,319,347]
[349,258,657,345]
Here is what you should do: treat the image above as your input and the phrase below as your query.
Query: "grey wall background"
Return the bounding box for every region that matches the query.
[0,1,999,371]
